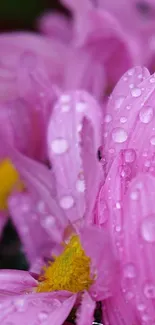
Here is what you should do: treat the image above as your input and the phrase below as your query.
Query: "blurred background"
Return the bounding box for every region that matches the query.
[0,0,67,271]
[0,0,68,31]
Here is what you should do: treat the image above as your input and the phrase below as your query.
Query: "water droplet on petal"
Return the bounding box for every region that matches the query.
[42,215,55,229]
[141,214,155,242]
[51,138,68,154]
[38,311,48,321]
[115,97,125,109]
[137,303,145,311]
[139,106,153,124]
[104,114,112,123]
[37,201,46,213]
[131,87,142,97]
[123,263,137,279]
[150,77,155,83]
[130,190,139,200]
[53,299,62,307]
[150,136,155,146]
[77,124,82,132]
[120,165,131,178]
[60,195,74,209]
[14,298,26,312]
[76,179,85,193]
[76,101,86,112]
[112,128,128,143]
[128,68,135,76]
[123,149,136,163]
[144,282,155,298]
[120,116,127,123]
[126,105,131,110]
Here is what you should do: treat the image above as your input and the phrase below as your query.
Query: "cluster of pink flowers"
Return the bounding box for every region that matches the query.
[1,0,155,324]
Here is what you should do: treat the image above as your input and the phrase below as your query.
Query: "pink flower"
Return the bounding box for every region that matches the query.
[59,0,142,96]
[5,90,103,264]
[0,51,59,239]
[94,65,155,324]
[0,222,117,325]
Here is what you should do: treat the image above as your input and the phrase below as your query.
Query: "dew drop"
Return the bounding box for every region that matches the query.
[37,201,46,213]
[38,311,48,321]
[128,68,135,76]
[76,179,85,193]
[115,97,125,109]
[144,282,155,299]
[76,101,86,112]
[140,214,155,243]
[137,303,145,311]
[126,105,131,110]
[120,116,127,123]
[123,149,136,163]
[131,87,142,97]
[104,114,112,123]
[130,190,139,200]
[123,263,137,279]
[51,138,68,154]
[150,136,155,146]
[42,215,55,229]
[150,77,155,83]
[14,298,26,312]
[60,195,74,210]
[112,127,128,143]
[139,106,153,124]
[120,165,131,178]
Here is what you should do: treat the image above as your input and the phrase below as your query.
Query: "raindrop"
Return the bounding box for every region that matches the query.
[150,136,155,146]
[112,127,128,143]
[60,195,74,210]
[51,138,68,154]
[120,116,127,123]
[144,282,155,299]
[42,215,55,229]
[115,97,125,109]
[38,311,48,321]
[140,214,155,243]
[120,165,131,178]
[123,149,136,163]
[150,77,155,83]
[131,88,142,97]
[76,101,86,112]
[104,114,112,123]
[76,179,85,193]
[123,263,137,279]
[139,106,153,124]
[130,190,139,200]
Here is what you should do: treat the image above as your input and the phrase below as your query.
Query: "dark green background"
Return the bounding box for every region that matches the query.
[0,0,68,31]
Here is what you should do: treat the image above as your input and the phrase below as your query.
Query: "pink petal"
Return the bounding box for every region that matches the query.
[37,12,73,44]
[0,270,37,295]
[103,289,140,325]
[7,148,68,235]
[8,191,62,264]
[0,98,41,159]
[0,32,68,100]
[63,48,106,100]
[47,91,102,225]
[0,291,76,325]
[80,225,119,300]
[103,66,153,172]
[120,173,155,322]
[76,291,95,325]
[95,152,137,256]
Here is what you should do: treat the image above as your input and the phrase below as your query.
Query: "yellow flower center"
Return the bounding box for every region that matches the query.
[37,236,94,293]
[0,159,23,210]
